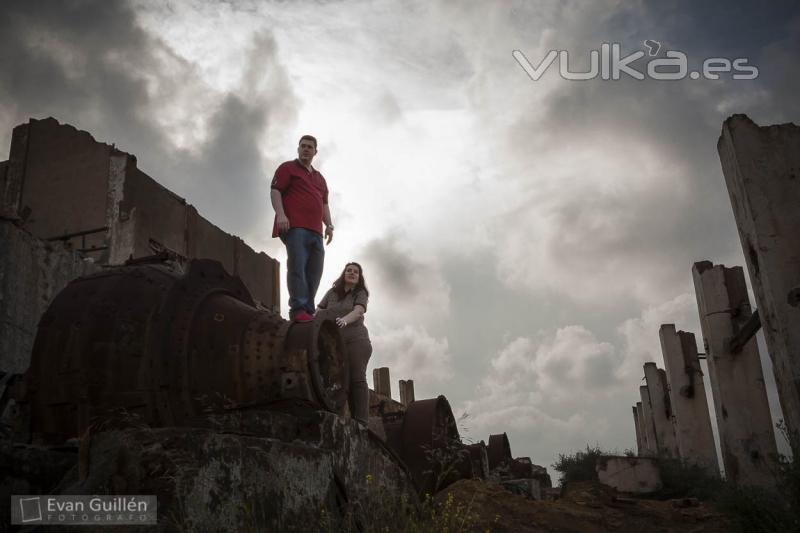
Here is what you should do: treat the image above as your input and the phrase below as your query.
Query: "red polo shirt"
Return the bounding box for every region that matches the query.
[271,159,329,237]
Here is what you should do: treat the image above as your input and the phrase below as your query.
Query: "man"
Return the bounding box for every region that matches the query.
[271,135,334,322]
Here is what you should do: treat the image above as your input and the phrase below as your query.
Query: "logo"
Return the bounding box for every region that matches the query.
[11,495,157,525]
[643,39,661,56]
[513,41,759,81]
[19,497,42,523]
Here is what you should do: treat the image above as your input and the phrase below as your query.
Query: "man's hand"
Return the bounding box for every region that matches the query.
[276,213,290,234]
[325,225,334,244]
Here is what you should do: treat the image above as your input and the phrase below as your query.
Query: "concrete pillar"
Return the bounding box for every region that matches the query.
[632,405,644,455]
[373,367,391,399]
[639,386,658,456]
[692,261,777,487]
[643,363,680,458]
[399,379,415,406]
[718,114,800,444]
[635,402,648,454]
[659,324,719,473]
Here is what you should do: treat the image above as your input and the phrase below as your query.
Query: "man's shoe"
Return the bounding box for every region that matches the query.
[294,311,314,323]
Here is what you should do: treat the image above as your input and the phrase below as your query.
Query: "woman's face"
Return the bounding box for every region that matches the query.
[344,264,360,285]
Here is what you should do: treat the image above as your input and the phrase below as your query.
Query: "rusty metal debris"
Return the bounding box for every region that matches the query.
[11,259,347,445]
[488,432,512,470]
[6,256,552,501]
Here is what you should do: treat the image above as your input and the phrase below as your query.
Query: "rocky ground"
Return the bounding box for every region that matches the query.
[434,479,731,533]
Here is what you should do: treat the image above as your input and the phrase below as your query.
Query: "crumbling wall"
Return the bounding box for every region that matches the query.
[1,117,279,311]
[111,163,189,261]
[0,161,8,206]
[596,456,662,494]
[17,119,111,247]
[0,220,100,374]
[0,117,281,373]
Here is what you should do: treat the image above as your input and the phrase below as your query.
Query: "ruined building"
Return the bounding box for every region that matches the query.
[0,118,279,375]
[0,118,550,530]
[627,115,800,489]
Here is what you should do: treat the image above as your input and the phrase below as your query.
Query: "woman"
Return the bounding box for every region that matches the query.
[316,262,372,423]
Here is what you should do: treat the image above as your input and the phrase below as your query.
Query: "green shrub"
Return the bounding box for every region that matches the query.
[551,444,605,485]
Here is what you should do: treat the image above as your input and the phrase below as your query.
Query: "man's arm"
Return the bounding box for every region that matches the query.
[323,203,334,244]
[271,189,290,234]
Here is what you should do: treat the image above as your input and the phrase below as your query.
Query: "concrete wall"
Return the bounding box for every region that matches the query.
[1,117,279,310]
[0,161,8,211]
[1,123,29,219]
[187,205,237,276]
[0,117,282,372]
[718,114,800,443]
[0,220,100,374]
[18,119,111,245]
[117,165,189,260]
[596,456,662,494]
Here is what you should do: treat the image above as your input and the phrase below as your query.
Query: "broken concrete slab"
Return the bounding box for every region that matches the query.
[595,455,663,494]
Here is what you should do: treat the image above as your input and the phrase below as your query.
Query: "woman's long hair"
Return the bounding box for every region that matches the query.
[332,262,369,299]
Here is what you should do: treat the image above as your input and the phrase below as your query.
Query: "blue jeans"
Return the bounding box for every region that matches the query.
[281,228,324,315]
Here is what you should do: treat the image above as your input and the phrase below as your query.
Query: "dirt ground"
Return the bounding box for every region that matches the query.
[437,479,732,533]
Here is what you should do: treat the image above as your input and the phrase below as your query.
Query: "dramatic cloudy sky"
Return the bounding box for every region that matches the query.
[2,0,798,469]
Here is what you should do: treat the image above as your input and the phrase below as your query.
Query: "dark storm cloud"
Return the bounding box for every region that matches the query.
[500,0,800,306]
[0,0,161,147]
[362,235,417,295]
[456,0,800,464]
[0,0,297,237]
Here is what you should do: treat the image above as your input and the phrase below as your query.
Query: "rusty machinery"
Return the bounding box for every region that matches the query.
[488,432,552,488]
[9,259,348,444]
[488,432,513,470]
[380,395,482,494]
[5,258,547,496]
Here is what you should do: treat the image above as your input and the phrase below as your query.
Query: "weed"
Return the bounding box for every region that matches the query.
[551,444,605,485]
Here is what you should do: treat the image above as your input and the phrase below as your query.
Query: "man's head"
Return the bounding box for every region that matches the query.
[297,135,318,164]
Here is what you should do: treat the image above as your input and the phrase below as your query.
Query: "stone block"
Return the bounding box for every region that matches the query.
[596,455,662,494]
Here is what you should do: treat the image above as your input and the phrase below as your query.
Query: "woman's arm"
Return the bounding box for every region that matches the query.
[335,304,366,328]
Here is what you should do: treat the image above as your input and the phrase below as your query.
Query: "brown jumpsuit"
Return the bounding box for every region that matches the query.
[317,288,372,422]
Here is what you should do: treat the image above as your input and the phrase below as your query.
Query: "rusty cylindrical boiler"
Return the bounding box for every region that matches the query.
[487,432,512,470]
[14,259,348,444]
[381,395,472,494]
